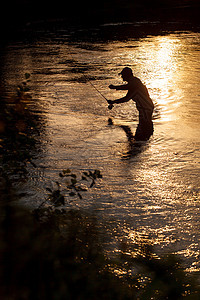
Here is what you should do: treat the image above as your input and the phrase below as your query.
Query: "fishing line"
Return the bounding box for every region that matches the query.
[87,79,107,101]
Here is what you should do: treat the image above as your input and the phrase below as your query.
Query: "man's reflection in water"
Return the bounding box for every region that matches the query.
[108,118,146,159]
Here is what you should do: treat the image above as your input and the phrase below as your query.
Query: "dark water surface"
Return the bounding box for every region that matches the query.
[1,22,200,272]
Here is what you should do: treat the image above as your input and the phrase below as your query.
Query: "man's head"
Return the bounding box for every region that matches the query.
[119,67,133,81]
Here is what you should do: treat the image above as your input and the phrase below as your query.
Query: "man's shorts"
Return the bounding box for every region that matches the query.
[134,120,154,141]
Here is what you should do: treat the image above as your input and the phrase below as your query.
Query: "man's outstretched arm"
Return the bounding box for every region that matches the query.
[109,84,129,91]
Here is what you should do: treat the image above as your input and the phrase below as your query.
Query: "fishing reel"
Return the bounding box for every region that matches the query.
[108,104,114,110]
[107,100,114,110]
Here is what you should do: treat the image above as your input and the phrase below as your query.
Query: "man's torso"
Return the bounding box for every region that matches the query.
[129,77,154,121]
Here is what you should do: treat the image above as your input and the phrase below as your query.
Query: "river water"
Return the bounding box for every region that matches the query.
[2,22,200,272]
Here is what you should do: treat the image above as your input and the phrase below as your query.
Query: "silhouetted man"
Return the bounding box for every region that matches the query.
[108,67,154,141]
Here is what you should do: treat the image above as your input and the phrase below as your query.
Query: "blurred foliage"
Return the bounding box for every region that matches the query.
[34,168,103,220]
[58,169,99,202]
[0,74,43,195]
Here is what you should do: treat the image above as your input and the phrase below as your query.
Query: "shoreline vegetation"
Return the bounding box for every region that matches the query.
[1,76,200,298]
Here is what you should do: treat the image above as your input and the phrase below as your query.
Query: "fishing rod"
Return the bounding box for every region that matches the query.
[87,79,114,110]
[68,49,113,110]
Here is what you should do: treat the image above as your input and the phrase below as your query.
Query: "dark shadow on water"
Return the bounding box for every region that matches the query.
[120,125,144,159]
[108,118,147,159]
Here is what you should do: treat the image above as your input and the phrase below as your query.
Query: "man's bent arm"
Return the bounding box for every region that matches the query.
[109,84,129,90]
[115,84,129,90]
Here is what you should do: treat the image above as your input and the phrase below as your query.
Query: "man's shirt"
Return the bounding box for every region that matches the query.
[117,77,154,122]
